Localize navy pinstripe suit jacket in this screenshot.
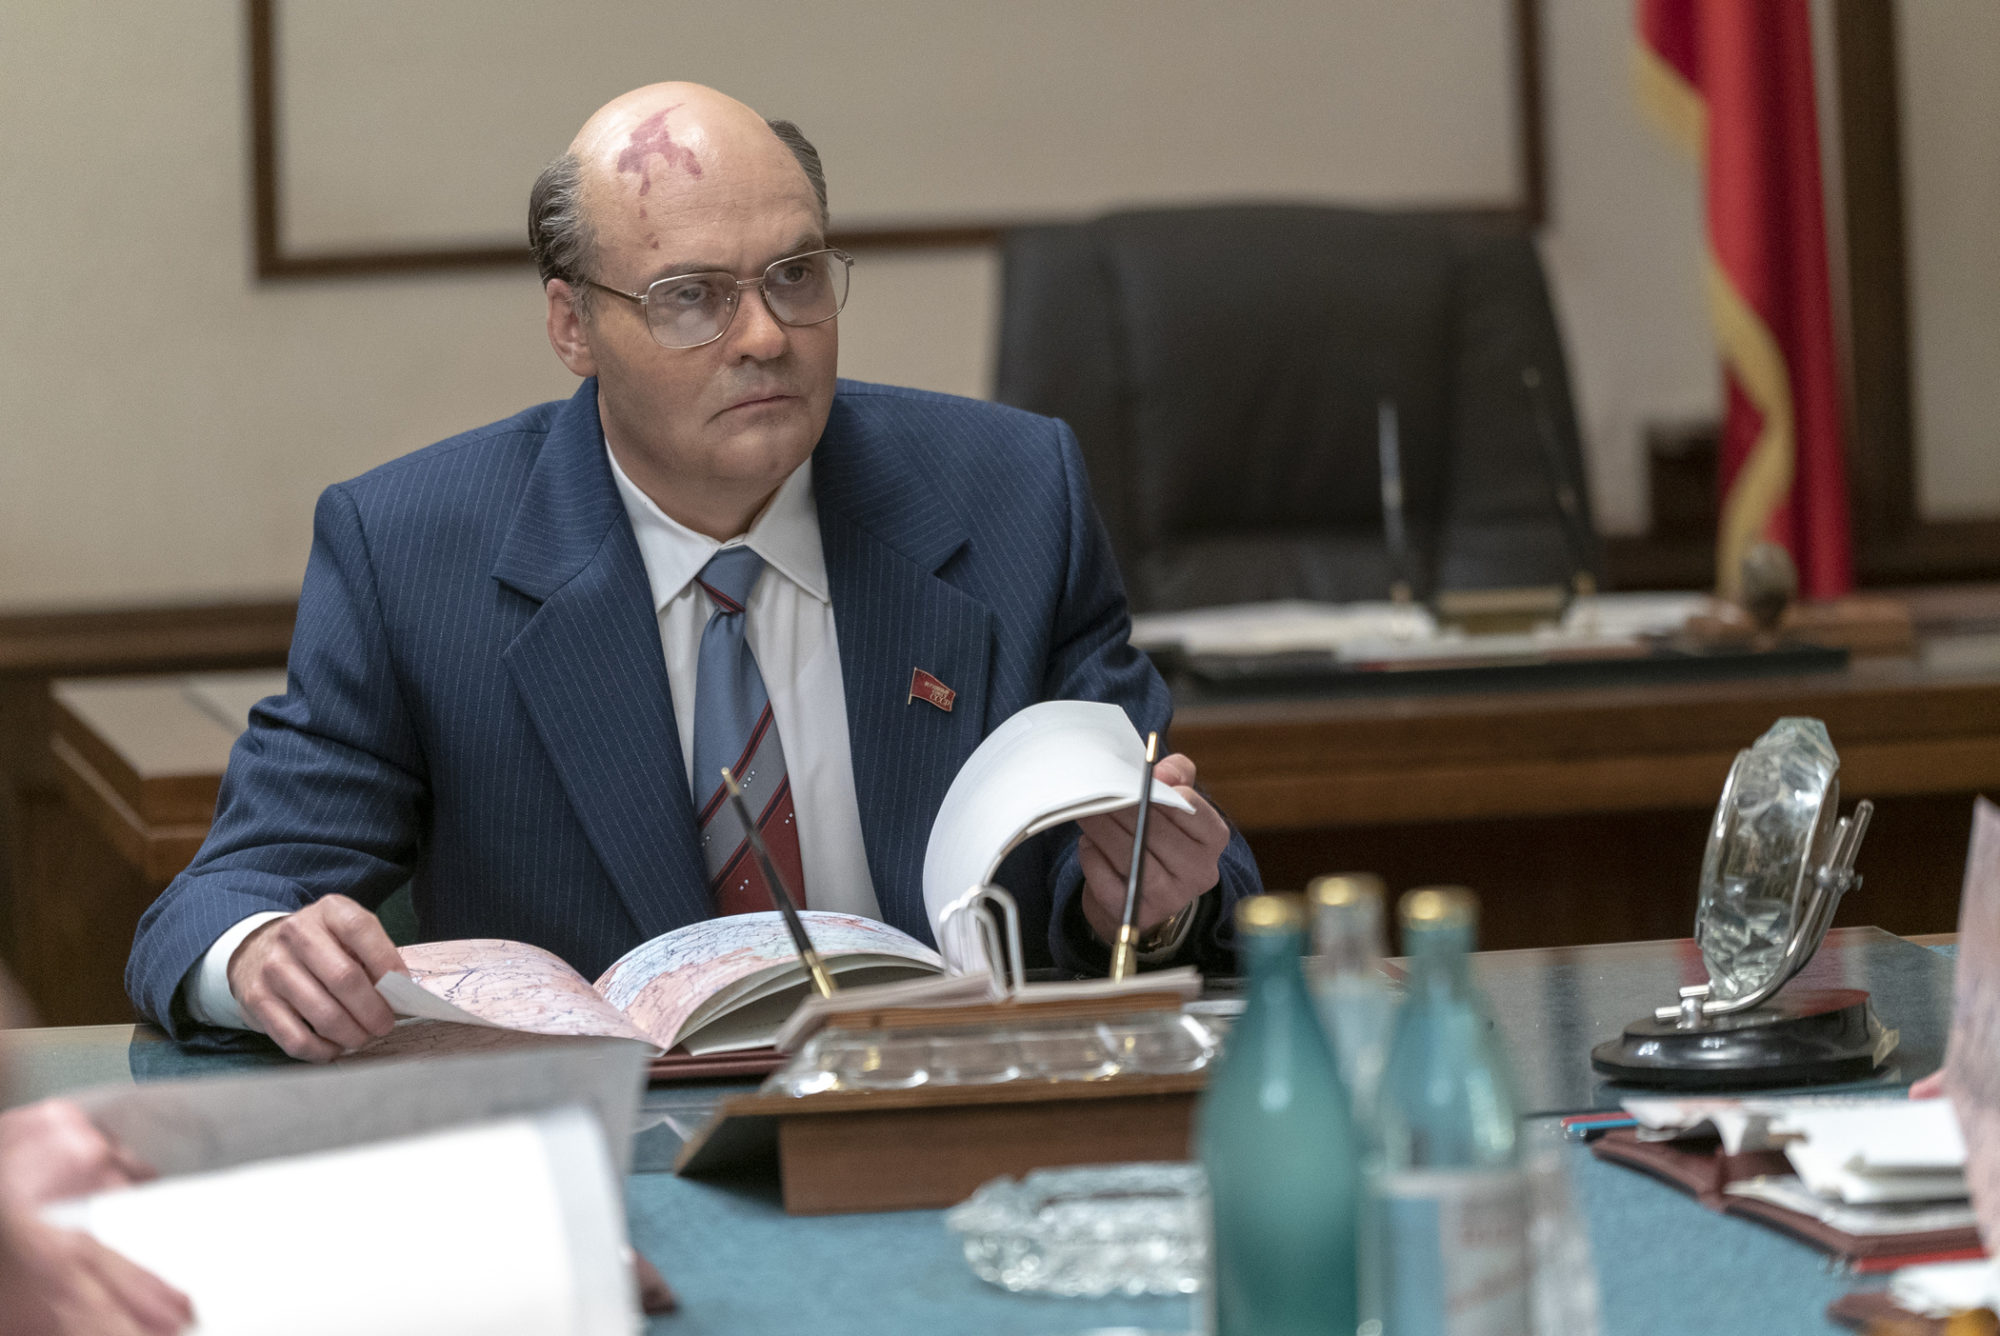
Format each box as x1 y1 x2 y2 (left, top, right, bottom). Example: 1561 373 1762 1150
127 378 1263 1042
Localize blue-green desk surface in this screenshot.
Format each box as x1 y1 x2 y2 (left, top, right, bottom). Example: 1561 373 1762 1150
0 932 1954 1335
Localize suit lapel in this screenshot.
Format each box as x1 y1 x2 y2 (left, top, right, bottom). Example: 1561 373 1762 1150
815 395 994 941
492 381 711 941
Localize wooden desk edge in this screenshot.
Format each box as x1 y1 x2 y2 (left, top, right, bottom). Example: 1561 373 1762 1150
49 734 209 883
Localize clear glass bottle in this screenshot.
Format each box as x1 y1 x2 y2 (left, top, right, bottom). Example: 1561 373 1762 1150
1374 887 1530 1336
1197 893 1362 1336
1307 873 1395 1334
1306 873 1395 1119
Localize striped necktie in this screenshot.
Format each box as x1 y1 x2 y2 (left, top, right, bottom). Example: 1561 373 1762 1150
690 547 805 915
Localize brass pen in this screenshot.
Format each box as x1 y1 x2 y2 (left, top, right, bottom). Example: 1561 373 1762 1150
720 766 835 998
1109 732 1160 982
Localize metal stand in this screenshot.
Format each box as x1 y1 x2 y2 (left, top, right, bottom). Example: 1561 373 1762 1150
1591 800 1892 1089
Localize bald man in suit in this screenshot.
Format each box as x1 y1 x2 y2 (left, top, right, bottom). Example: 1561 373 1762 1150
128 83 1263 1060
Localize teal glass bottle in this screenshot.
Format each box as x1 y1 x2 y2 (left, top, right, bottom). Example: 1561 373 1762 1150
1197 894 1361 1336
1374 887 1531 1336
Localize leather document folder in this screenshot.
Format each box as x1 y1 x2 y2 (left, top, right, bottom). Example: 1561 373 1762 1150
1591 1128 1984 1267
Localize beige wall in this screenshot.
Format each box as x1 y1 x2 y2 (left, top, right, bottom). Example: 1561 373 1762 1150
280 0 1520 246
5 2 1988 612
1899 0 2000 520
1537 0 1716 535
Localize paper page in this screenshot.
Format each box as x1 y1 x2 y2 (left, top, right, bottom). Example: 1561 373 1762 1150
1127 594 1711 656
343 1020 626 1065
1560 591 1719 638
1621 1093 1929 1155
1783 1142 1966 1205
1129 599 1436 655
381 940 653 1045
1332 629 1644 665
675 951 944 1042
1006 966 1203 1006
921 700 1194 951
592 911 943 1050
1724 1175 1977 1236
74 1040 650 1176
44 1109 634 1336
1890 1258 2000 1319
1944 795 2000 1247
680 963 949 1056
1777 1098 1967 1174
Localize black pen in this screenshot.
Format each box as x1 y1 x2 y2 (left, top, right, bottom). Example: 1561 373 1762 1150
1109 732 1160 982
720 767 835 998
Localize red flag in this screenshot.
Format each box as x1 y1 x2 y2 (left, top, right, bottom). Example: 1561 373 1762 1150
1637 0 1853 598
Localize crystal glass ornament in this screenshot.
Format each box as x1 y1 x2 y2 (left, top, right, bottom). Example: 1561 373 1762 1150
1591 714 1882 1087
1695 717 1842 999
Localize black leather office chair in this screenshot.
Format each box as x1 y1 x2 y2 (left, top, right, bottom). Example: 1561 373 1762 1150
993 205 1603 613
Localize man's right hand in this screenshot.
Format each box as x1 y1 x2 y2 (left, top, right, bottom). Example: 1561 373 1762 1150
226 895 404 1062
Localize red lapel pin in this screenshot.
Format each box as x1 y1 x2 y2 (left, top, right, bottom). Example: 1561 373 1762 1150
908 668 956 712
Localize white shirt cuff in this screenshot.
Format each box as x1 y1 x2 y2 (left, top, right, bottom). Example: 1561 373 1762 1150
183 912 289 1032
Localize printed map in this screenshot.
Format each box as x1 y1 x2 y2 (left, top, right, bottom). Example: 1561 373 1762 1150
594 912 940 1050
397 939 651 1044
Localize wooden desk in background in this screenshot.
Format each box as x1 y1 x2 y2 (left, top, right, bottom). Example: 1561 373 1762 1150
25 622 2000 1025
0 602 292 1029
19 673 278 1026
1176 629 2000 950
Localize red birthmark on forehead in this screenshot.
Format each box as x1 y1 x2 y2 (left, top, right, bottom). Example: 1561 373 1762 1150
615 104 704 197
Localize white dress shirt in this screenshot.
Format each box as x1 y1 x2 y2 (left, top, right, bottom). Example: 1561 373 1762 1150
186 445 879 1032
605 446 880 921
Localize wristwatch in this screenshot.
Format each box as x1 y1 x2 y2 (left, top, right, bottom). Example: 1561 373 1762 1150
1133 896 1200 964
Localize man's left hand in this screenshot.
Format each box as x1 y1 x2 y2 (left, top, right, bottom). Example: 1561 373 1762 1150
0 1101 155 1208
1075 753 1230 948
0 1099 192 1336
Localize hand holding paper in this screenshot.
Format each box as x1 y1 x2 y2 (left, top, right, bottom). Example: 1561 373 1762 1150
1076 751 1230 947
0 1100 190 1336
228 894 404 1062
920 701 1200 965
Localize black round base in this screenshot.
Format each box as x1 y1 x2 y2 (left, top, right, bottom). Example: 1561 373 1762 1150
1590 988 1899 1089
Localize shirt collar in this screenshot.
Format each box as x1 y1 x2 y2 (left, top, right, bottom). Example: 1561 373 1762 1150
606 442 830 611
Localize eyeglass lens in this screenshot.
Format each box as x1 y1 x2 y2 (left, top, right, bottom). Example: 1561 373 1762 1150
644 250 850 349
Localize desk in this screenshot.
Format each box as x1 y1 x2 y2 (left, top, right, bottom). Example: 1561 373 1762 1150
1 929 1955 1335
27 624 2000 1023
1175 630 2000 950
0 605 291 1027
7 674 280 1024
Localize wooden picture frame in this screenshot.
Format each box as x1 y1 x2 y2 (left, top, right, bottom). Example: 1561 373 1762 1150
243 0 1547 279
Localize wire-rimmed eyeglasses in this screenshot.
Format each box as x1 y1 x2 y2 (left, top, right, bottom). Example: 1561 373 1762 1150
586 247 853 350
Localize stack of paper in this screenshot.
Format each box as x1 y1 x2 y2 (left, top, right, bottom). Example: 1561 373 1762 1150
43 1044 650 1336
1622 1093 1977 1238
1889 1258 2000 1318
1126 593 1718 660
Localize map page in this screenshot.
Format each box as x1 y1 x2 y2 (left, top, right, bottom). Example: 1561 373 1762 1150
384 940 652 1045
593 911 943 1052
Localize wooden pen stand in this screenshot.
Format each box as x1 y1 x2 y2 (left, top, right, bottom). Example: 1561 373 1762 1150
674 990 1204 1215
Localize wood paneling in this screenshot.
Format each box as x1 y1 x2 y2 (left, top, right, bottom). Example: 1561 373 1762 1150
1835 0 1918 552
1246 792 1978 955
1173 635 2000 953
1175 660 2000 831
0 601 293 1024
